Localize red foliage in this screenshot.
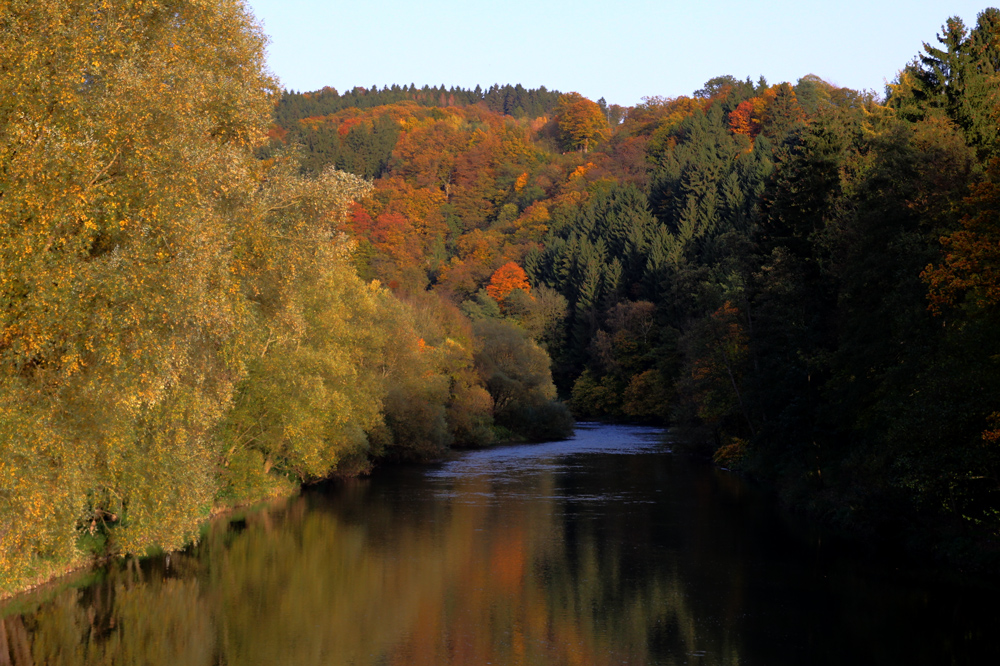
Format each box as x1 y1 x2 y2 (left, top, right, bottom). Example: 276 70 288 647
729 98 765 138
338 117 364 138
266 125 288 143
348 202 374 236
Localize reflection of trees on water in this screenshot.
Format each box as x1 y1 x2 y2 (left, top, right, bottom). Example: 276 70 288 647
1 453 747 666
8 443 994 665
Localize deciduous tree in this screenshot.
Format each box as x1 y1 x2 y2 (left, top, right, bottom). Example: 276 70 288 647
556 93 609 153
486 261 532 304
0 0 278 587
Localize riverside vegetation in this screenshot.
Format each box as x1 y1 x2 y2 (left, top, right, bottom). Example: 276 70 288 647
2 0 1000 597
0 0 571 597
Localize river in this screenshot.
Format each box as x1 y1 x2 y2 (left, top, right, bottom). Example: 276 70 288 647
1 423 997 665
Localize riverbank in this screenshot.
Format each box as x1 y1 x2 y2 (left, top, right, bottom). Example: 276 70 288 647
1 424 574 606
0 487 294 607
668 423 1000 577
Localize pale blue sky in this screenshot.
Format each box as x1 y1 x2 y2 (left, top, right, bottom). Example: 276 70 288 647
245 1 994 106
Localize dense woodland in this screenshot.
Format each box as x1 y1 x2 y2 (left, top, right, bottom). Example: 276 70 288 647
2 0 1000 596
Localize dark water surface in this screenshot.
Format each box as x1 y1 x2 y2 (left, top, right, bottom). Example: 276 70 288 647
2 424 998 665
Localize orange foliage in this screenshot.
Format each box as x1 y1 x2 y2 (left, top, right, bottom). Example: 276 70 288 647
377 177 448 233
458 229 503 266
293 100 604 298
486 262 531 303
435 230 506 297
371 211 410 246
514 172 529 192
337 116 365 137
372 212 422 269
298 103 416 135
392 117 465 189
570 162 595 180
354 177 449 272
923 171 1000 314
512 202 551 243
729 97 766 138
983 413 1000 444
528 115 548 135
266 125 288 143
922 165 1000 446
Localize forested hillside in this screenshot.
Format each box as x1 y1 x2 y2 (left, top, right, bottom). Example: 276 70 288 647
2 0 999 598
266 10 1000 564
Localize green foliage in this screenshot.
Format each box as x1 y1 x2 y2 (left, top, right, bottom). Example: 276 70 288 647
892 8 1000 159
502 400 575 442
473 319 572 440
289 114 401 178
275 83 564 126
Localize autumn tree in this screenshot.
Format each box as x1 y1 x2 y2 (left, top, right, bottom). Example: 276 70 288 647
0 0 278 588
922 160 1000 448
486 261 532 305
729 97 766 137
924 164 1000 314
556 93 609 153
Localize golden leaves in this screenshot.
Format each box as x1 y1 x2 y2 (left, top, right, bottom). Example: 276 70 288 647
555 93 610 154
0 0 278 589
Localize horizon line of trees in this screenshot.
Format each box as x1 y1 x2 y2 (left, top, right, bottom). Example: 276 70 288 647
275 83 566 125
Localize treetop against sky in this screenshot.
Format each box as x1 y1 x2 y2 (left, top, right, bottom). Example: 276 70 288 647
246 0 992 104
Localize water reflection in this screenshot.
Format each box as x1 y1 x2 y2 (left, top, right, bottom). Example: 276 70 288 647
2 424 998 665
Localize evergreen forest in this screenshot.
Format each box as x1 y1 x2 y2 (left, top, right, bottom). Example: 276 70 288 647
2 0 1000 596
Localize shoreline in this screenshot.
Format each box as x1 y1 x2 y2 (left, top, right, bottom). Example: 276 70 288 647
0 488 298 610
0 430 573 607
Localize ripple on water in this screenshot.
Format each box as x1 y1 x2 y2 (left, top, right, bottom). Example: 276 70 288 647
427 422 668 481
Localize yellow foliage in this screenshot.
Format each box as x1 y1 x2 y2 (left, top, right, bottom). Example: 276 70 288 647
556 93 609 153
0 0 518 597
713 437 749 468
0 0 274 589
514 172 529 192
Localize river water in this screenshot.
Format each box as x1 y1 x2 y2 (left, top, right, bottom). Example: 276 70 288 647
2 424 997 665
